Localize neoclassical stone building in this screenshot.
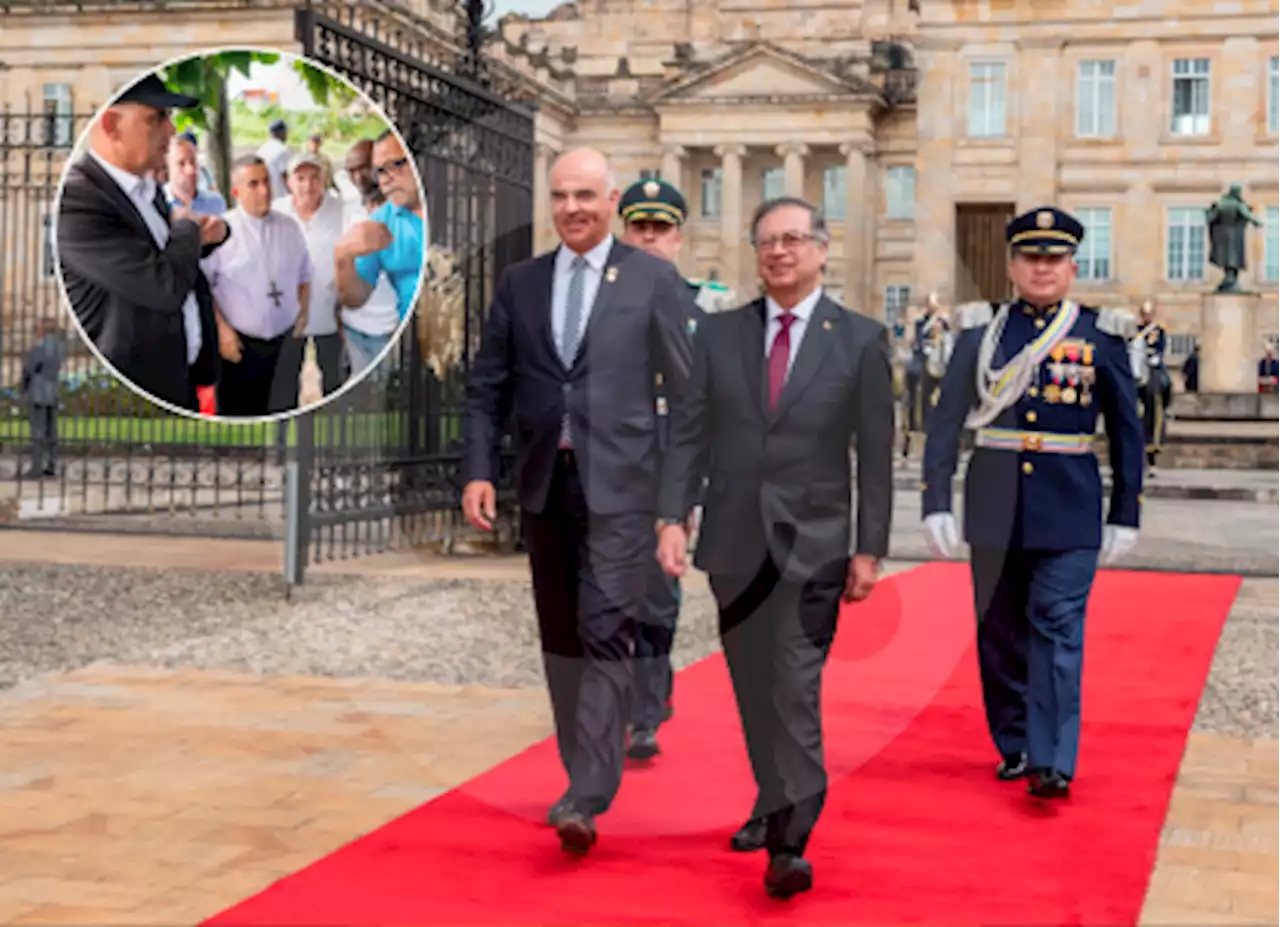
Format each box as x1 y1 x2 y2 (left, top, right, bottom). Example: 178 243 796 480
493 0 1279 353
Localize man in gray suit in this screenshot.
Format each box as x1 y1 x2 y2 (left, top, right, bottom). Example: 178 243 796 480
462 148 695 856
21 319 67 477
656 197 895 899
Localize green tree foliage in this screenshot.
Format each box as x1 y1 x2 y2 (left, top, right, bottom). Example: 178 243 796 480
157 52 362 200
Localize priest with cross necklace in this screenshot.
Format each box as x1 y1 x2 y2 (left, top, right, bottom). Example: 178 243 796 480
200 154 314 417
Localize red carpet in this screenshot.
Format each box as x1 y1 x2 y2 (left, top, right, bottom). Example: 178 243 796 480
205 564 1239 927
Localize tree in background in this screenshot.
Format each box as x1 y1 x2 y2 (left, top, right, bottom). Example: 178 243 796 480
158 50 362 200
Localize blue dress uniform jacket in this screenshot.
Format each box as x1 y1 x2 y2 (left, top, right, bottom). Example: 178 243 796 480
922 300 1144 551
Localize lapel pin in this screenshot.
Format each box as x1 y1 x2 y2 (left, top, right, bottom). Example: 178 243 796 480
605 266 618 283
822 319 833 331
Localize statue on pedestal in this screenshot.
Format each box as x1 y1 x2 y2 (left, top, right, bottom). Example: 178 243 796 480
1206 183 1263 293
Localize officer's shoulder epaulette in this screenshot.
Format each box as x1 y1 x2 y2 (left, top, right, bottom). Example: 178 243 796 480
956 301 995 329
1094 306 1137 340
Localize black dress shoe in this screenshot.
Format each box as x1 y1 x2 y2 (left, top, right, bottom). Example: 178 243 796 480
995 752 1028 780
764 853 813 899
626 727 660 760
730 817 767 852
1027 768 1071 799
556 811 597 855
547 792 572 826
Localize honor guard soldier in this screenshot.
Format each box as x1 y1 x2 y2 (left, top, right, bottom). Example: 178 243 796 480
616 177 710 759
1134 300 1172 476
902 292 953 460
920 206 1145 799
1258 345 1278 393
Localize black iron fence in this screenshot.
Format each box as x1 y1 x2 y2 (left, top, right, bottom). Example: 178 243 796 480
0 107 287 532
285 4 533 580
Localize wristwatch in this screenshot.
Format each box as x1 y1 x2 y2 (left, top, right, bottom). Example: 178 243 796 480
655 517 683 533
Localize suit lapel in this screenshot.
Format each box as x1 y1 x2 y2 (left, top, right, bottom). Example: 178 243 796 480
77 156 156 244
570 239 626 372
740 299 768 422
770 295 840 427
531 250 559 365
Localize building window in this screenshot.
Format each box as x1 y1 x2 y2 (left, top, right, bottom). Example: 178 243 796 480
1167 333 1197 357
1269 57 1278 135
968 61 1007 138
1264 206 1279 283
42 82 74 148
885 284 911 326
762 168 785 201
1075 207 1112 281
1166 207 1207 282
40 206 56 281
638 169 660 181
883 165 915 220
1076 60 1117 138
1170 58 1211 136
822 166 847 220
700 168 722 219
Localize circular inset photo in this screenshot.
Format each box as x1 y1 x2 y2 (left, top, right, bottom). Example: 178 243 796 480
51 47 428 422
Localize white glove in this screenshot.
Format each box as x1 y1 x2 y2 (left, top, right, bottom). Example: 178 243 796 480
1100 525 1138 566
923 512 961 559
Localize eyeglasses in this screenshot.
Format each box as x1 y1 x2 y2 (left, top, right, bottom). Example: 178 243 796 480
753 232 819 251
374 157 410 178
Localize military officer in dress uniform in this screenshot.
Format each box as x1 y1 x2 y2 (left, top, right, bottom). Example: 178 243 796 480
1134 300 1172 476
920 206 1145 799
615 177 709 759
901 294 952 460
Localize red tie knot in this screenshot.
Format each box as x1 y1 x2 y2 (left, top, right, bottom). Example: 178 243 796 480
777 311 797 332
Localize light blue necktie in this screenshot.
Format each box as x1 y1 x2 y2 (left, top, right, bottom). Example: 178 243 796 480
559 255 587 447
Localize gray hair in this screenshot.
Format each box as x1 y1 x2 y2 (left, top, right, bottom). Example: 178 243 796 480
749 196 830 246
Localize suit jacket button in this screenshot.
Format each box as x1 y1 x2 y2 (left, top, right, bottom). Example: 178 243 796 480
562 383 571 394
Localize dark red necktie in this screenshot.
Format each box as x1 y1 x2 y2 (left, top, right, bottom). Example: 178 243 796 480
768 312 796 409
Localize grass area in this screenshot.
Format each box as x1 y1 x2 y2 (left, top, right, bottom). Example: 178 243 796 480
229 101 387 166
0 413 427 449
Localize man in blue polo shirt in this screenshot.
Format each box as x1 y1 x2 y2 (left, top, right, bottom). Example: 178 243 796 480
335 128 425 332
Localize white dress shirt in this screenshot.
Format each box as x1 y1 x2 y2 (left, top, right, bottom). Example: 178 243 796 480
88 149 202 365
256 138 293 201
201 208 314 341
551 234 613 355
273 192 347 337
765 284 824 377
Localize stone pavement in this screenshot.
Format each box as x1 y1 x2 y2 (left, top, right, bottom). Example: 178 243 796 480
0 539 1274 925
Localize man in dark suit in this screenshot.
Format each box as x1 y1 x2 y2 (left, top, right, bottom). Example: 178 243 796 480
656 197 895 899
56 74 227 412
462 148 696 855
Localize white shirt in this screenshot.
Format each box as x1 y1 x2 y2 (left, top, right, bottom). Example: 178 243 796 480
256 138 293 201
88 149 202 365
552 234 613 354
338 196 402 337
201 208 314 341
765 284 823 377
274 192 347 336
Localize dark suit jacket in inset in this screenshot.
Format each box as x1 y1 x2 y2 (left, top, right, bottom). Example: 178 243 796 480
659 293 895 580
464 240 696 517
56 155 223 411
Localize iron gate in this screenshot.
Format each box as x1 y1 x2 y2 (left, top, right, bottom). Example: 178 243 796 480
0 106 287 534
286 4 534 582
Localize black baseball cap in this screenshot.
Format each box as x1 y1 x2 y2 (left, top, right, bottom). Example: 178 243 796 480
114 73 200 110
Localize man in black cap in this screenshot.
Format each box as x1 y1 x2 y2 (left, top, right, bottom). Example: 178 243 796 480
921 205 1144 799
614 177 708 761
56 72 229 411
258 117 292 201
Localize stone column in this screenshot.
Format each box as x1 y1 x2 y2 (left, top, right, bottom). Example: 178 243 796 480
914 39 960 301
1015 39 1063 211
839 140 871 314
776 142 808 197
1200 292 1261 393
660 144 685 192
714 144 746 291
533 143 556 253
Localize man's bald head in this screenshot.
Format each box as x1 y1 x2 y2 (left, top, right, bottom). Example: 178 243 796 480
549 147 619 254
90 102 175 177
